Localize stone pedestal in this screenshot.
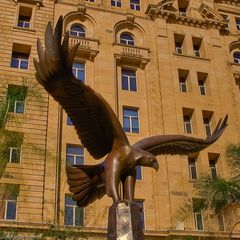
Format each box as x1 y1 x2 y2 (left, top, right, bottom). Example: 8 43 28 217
107 202 144 240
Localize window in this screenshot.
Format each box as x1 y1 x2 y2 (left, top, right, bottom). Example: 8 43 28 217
66 145 84 165
236 18 240 30
67 116 73 126
72 62 85 82
179 77 187 92
202 111 213 136
217 214 225 231
8 132 23 164
188 158 197 180
174 34 184 54
120 33 134 45
9 147 21 163
192 37 202 57
130 0 140 11
208 153 219 180
197 72 208 96
136 166 142 180
111 0 121 7
7 85 27 114
0 184 19 220
193 198 204 231
123 108 139 133
179 8 187 16
17 6 32 29
121 69 137 91
233 52 240 64
203 117 211 136
183 108 193 134
64 195 84 226
70 25 86 38
10 43 30 70
135 200 145 229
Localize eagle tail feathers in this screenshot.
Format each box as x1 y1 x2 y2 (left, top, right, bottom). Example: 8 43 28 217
66 164 105 207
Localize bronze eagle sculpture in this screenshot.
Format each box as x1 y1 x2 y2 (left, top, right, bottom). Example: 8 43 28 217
34 16 228 207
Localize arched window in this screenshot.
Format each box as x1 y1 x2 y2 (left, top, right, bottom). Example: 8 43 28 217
233 52 240 64
70 24 86 37
120 33 134 46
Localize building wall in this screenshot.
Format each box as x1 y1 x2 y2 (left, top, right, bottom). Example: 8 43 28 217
0 0 240 238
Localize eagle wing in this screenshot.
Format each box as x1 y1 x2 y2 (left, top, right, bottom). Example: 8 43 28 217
133 115 228 156
34 16 128 159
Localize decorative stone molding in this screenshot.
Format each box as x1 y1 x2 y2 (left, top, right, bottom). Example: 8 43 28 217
69 35 99 61
77 3 87 15
13 0 43 8
214 0 240 7
145 3 228 30
126 13 135 23
114 43 150 69
199 3 223 21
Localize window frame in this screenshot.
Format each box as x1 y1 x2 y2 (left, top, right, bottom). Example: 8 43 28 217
64 195 84 226
209 159 218 179
179 76 188 93
120 33 135 46
4 199 17 220
188 158 197 180
130 0 140 11
203 117 212 136
183 115 192 134
72 62 85 82
66 145 84 166
11 52 29 70
9 146 22 164
111 0 121 7
233 52 240 64
121 68 137 92
123 107 139 133
194 211 204 231
70 24 86 38
198 79 206 96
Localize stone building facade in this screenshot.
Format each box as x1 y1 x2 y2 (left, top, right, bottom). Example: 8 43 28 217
0 0 240 239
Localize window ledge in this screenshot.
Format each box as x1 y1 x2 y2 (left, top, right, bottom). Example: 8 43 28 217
12 26 36 33
114 43 150 69
173 53 210 62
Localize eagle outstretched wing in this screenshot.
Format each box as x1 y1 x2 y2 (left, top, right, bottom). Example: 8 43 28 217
34 16 128 159
133 115 228 156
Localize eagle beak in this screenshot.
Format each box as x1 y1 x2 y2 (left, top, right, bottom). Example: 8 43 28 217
153 160 159 172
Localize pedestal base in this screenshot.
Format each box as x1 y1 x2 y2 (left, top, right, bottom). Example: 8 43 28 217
107 202 144 240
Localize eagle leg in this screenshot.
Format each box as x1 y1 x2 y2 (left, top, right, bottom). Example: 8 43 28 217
122 174 136 201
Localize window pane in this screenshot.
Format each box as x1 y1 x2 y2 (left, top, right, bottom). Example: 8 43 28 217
66 155 74 165
15 101 24 113
65 196 76 205
132 118 139 133
130 77 137 91
67 146 83 155
136 166 142 180
20 60 28 69
122 76 129 90
64 206 73 225
76 156 84 165
135 201 144 229
10 59 19 68
67 116 73 125
123 116 130 132
190 165 197 179
6 201 16 220
195 213 204 230
10 148 21 163
75 207 84 226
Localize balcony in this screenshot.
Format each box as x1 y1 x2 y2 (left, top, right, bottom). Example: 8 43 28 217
68 36 99 61
114 43 150 69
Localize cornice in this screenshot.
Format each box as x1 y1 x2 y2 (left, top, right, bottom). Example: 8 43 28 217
145 3 229 30
214 0 240 7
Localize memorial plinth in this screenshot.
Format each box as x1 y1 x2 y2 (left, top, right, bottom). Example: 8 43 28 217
108 202 144 240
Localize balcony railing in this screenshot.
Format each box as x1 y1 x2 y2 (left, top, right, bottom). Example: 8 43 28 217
68 36 99 61
114 43 150 69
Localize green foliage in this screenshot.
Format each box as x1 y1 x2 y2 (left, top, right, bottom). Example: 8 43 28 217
226 144 240 179
195 173 240 213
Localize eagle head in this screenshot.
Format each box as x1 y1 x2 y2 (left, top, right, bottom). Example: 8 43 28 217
129 148 159 171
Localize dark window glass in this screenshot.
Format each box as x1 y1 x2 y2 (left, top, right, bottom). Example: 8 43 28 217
6 201 17 220
70 25 85 37
10 52 29 69
209 160 217 179
66 146 84 165
67 116 73 125
120 33 134 45
188 158 197 180
203 117 211 136
136 166 142 180
72 62 85 82
123 108 139 133
135 201 145 229
17 15 30 28
121 69 137 91
233 52 240 64
198 80 206 95
184 115 192 134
